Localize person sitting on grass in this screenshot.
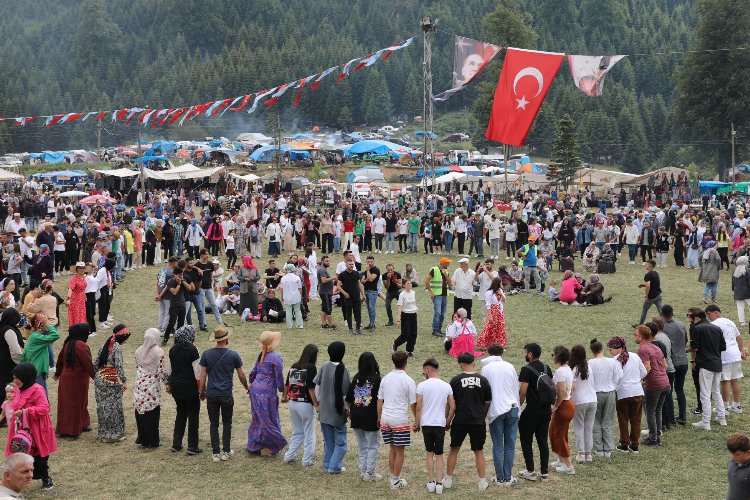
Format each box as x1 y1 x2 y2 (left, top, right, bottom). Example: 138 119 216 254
507 263 524 293
261 289 285 323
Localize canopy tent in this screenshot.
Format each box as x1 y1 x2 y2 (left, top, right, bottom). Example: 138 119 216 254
143 164 224 181
229 172 260 182
346 166 385 183
573 168 638 188
0 169 23 181
250 145 292 162
289 151 311 160
143 140 178 158
434 172 470 184
30 170 89 184
698 181 731 194
344 140 416 158
621 166 688 186
91 168 140 178
716 182 749 195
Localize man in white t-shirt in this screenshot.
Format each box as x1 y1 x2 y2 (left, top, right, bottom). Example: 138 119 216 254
377 351 417 490
707 305 746 413
414 358 455 495
451 258 476 319
481 344 520 486
474 259 498 318
372 212 386 253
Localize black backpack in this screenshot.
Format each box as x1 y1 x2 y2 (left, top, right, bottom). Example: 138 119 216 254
526 362 557 406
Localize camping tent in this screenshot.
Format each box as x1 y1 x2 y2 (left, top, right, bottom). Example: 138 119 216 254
344 140 415 158
236 132 273 144
29 151 67 164
435 172 470 184
573 168 638 188
346 166 385 183
143 140 178 157
250 145 292 162
229 173 260 182
143 164 224 181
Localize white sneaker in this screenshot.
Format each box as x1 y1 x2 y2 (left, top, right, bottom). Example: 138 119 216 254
478 478 489 491
730 404 744 414
99 323 111 330
435 483 443 494
576 452 586 463
212 453 221 462
518 469 538 482
220 450 234 461
586 452 593 462
390 477 407 490
717 419 728 426
427 481 436 493
504 477 518 487
692 421 711 430
367 472 382 481
490 477 504 486
555 465 575 475
442 475 453 489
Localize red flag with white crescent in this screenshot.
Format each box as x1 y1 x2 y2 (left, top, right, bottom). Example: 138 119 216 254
485 47 564 147
168 108 188 126
381 38 414 60
265 83 293 108
58 113 84 125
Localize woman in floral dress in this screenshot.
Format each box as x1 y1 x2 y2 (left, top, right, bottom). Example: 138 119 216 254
94 324 130 443
235 214 248 258
246 331 287 456
65 262 88 326
477 277 508 348
133 328 167 449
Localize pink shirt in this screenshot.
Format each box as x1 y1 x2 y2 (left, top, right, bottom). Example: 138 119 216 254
559 278 581 304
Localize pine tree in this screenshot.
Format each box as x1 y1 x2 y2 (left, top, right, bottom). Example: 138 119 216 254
550 115 582 190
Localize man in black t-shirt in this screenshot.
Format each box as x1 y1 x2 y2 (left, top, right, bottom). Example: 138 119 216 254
196 249 223 327
637 260 663 326
265 259 281 289
444 353 492 491
517 342 553 481
183 257 206 331
164 267 194 344
382 264 402 326
337 258 364 335
361 256 380 330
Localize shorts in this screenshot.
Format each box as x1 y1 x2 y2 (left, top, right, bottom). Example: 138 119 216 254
380 423 411 447
721 361 744 381
320 294 332 315
449 423 486 451
421 426 446 455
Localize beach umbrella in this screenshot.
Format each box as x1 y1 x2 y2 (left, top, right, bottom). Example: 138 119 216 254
79 194 115 205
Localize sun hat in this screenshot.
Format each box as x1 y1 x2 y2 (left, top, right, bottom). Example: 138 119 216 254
259 330 281 354
208 324 233 342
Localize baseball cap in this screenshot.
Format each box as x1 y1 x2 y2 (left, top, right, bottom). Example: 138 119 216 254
439 257 452 266
458 257 469 264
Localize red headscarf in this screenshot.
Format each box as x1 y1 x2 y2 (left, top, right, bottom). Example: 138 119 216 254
241 255 257 271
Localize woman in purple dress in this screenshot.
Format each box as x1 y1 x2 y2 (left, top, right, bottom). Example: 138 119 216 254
246 330 287 456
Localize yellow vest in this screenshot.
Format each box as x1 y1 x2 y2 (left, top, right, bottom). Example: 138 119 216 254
429 266 444 295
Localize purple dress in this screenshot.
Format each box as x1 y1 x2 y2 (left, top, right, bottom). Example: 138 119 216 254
246 351 287 454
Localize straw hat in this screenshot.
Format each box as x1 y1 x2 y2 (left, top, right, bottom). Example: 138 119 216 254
208 324 233 342
259 331 281 352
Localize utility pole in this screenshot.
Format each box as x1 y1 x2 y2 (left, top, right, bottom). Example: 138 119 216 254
731 122 736 191
96 111 102 154
275 113 283 183
422 17 436 191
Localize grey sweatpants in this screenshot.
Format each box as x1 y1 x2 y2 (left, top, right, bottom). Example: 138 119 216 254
593 391 617 453
573 401 597 454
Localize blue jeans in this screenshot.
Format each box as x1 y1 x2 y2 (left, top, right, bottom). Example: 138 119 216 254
321 423 348 473
444 232 453 253
174 238 183 257
333 236 341 253
703 282 718 301
385 232 395 252
489 407 518 481
628 244 638 262
186 293 206 329
431 295 447 333
474 237 484 257
200 287 223 324
409 233 418 252
365 290 378 326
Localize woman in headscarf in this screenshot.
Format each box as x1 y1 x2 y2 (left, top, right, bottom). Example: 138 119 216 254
581 241 600 272
559 270 582 305
20 313 60 394
65 262 88 326
25 280 58 327
205 217 224 257
95 323 130 443
5 363 57 490
597 243 616 274
167 325 202 455
313 341 350 474
144 223 157 266
25 244 53 291
0 308 24 391
133 328 167 449
0 278 17 309
239 256 259 317
580 274 611 306
733 256 750 326
234 214 248 258
246 331 286 456
53 323 94 438
698 240 721 304
608 336 647 453
185 218 205 259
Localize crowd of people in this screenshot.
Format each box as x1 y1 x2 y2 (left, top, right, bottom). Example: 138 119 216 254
0 180 747 498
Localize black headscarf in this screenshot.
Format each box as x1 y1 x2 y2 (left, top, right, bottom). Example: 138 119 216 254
327 341 346 416
12 363 36 391
64 322 91 367
104 258 116 271
0 308 22 338
96 323 130 369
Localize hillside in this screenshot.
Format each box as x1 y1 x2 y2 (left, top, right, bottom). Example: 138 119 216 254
0 0 697 172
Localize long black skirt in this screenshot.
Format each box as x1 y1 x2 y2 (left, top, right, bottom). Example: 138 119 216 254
135 406 161 448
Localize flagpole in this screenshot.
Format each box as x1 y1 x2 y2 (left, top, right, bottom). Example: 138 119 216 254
421 17 436 191
503 144 509 202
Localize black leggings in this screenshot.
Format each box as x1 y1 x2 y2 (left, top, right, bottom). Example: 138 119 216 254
54 250 66 273
398 234 407 252
226 249 237 269
393 312 417 353
97 286 110 322
32 455 49 480
506 241 517 258
718 247 730 269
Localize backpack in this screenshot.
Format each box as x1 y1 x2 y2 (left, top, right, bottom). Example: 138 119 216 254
525 362 557 406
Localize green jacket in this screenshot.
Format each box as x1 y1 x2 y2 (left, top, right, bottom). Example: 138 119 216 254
20 326 60 377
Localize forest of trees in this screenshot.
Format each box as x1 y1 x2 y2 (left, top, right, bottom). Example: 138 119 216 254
0 0 746 175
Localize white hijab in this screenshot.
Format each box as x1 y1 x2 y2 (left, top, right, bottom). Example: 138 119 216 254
734 256 748 279
135 328 164 375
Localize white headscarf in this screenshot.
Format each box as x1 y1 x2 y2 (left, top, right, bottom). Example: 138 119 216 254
734 256 748 279
135 328 164 375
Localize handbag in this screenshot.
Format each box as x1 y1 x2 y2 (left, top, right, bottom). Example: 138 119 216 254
9 409 33 454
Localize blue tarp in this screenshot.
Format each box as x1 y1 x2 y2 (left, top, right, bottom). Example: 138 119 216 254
30 169 88 184
143 140 177 158
344 140 413 158
414 131 438 140
292 133 313 139
134 155 170 164
416 168 451 178
698 181 731 194
289 151 311 160
347 166 386 183
250 145 292 162
29 152 66 164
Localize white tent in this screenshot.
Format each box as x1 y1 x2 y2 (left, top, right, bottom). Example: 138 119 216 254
91 168 139 178
0 169 24 181
236 132 273 143
229 172 260 182
434 172 470 184
143 164 224 181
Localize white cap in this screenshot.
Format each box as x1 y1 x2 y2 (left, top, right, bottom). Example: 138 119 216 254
458 257 469 264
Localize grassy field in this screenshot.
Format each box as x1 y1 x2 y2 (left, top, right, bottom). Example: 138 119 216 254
24 250 748 499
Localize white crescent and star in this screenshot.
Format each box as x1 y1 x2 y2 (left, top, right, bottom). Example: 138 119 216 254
512 66 544 110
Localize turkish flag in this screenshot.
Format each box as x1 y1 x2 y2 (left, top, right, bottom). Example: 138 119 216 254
485 48 564 147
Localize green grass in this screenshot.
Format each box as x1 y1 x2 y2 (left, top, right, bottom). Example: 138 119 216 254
32 252 747 499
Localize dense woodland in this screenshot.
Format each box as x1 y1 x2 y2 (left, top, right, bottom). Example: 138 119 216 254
0 0 747 175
